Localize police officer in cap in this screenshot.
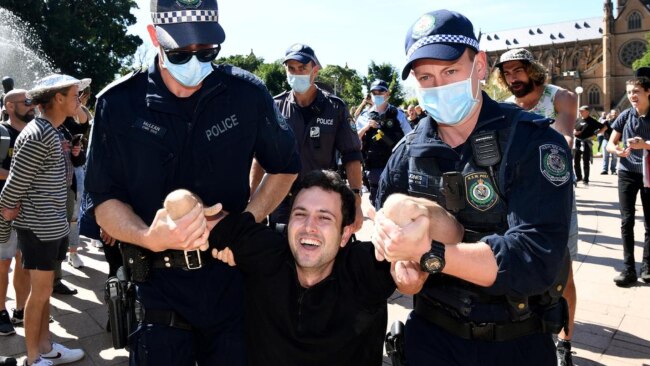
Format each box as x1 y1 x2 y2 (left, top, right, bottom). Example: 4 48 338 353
84 0 300 364
252 43 364 231
356 79 411 203
372 9 573 365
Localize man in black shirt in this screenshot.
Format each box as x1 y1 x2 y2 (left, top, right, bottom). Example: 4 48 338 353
574 105 606 185
210 170 462 366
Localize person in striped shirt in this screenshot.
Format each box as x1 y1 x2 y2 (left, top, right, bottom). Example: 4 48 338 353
0 74 87 366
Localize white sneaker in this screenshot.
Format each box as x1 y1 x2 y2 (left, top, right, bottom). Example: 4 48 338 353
25 357 54 366
67 252 84 269
90 239 103 248
40 342 84 365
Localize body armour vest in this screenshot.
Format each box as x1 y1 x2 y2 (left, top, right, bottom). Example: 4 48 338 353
362 106 405 169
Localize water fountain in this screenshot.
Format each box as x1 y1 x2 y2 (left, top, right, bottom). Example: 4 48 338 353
0 7 54 90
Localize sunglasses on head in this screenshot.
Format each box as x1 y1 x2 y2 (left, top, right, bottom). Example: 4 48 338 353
163 45 221 65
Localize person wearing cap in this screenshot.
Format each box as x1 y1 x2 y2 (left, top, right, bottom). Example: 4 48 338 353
573 105 605 186
251 43 363 231
372 9 573 365
356 79 411 204
0 89 34 338
493 47 582 365
84 0 300 364
0 74 87 366
606 67 650 287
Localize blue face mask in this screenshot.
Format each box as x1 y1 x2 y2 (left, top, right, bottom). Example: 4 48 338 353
416 59 479 126
287 71 312 94
162 52 213 87
371 94 385 107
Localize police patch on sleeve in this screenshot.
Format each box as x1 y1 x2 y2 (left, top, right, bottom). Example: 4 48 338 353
539 144 570 186
464 172 498 211
273 103 288 130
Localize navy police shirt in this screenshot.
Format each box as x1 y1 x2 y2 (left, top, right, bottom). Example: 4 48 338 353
274 87 361 176
376 93 573 306
85 60 301 226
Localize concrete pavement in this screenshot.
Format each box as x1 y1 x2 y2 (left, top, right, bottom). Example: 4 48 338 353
1 156 649 365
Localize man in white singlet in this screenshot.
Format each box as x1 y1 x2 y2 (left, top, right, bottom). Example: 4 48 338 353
494 48 579 366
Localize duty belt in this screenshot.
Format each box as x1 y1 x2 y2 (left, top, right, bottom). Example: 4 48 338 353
415 297 543 342
151 249 211 270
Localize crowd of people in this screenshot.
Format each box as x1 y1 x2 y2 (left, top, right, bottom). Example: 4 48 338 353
0 1 649 366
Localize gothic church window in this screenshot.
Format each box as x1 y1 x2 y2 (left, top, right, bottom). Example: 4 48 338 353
619 40 647 68
628 11 642 30
587 85 601 106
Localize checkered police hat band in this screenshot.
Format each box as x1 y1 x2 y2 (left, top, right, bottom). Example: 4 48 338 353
152 10 218 24
406 34 479 58
289 51 317 63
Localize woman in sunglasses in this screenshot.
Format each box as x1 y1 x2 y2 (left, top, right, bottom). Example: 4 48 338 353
0 74 88 366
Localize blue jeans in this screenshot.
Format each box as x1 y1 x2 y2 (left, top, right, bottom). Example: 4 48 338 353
602 141 618 173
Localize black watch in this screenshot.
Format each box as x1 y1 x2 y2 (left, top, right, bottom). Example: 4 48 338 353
420 240 446 274
351 188 362 197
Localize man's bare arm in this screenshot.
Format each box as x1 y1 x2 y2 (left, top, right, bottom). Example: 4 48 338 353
249 158 265 196
245 173 297 222
95 198 209 252
344 160 364 232
552 89 578 147
0 168 8 180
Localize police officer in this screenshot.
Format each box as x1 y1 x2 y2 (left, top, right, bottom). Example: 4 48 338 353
372 10 573 365
251 44 364 231
356 79 411 203
84 0 300 364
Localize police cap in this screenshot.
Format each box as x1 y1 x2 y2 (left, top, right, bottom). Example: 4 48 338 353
150 0 225 50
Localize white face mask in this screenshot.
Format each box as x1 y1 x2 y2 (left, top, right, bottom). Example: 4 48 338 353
287 69 313 94
416 58 480 126
162 51 214 87
371 94 386 107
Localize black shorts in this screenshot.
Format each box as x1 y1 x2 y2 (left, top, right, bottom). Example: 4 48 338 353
16 228 68 271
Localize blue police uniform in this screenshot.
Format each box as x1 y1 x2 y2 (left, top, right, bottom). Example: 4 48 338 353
85 60 300 365
376 94 573 365
270 87 361 224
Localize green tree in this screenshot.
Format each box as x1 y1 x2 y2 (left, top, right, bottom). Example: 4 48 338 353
2 0 142 91
255 61 288 97
632 33 650 70
216 53 264 73
365 61 404 107
318 65 364 108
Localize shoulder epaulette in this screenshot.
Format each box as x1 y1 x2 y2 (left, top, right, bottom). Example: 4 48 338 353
96 69 145 99
216 64 268 91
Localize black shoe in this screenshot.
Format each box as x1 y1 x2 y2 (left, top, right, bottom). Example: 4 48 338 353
10 309 22 325
614 269 637 287
0 356 17 366
52 283 78 295
556 339 574 366
641 264 650 283
601 171 608 175
0 310 15 336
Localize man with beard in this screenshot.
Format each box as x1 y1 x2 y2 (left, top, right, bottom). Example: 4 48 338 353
494 48 579 366
0 89 34 337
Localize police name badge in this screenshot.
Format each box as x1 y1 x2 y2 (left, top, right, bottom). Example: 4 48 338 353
539 144 570 186
465 172 498 211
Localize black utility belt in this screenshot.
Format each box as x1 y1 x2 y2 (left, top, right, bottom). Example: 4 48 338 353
415 299 543 342
150 249 212 271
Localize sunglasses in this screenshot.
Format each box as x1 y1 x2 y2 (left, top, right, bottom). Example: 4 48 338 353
12 99 33 106
163 45 221 65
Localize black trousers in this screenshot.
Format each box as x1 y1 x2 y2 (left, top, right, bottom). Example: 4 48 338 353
574 142 592 182
617 170 650 270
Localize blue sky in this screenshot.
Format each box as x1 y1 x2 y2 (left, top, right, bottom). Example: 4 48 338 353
131 0 606 77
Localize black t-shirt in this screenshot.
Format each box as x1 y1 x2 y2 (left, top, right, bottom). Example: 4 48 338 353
575 116 603 140
212 212 395 366
0 121 22 190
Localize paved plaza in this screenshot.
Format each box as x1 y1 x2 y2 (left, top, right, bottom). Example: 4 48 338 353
1 157 649 365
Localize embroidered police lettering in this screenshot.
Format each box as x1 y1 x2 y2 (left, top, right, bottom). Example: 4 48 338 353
205 114 239 141
316 118 334 125
142 121 161 134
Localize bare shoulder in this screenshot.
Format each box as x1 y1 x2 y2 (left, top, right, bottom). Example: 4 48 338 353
553 88 577 111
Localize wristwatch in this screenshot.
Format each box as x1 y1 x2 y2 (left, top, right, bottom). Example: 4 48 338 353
420 240 446 274
351 188 362 197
